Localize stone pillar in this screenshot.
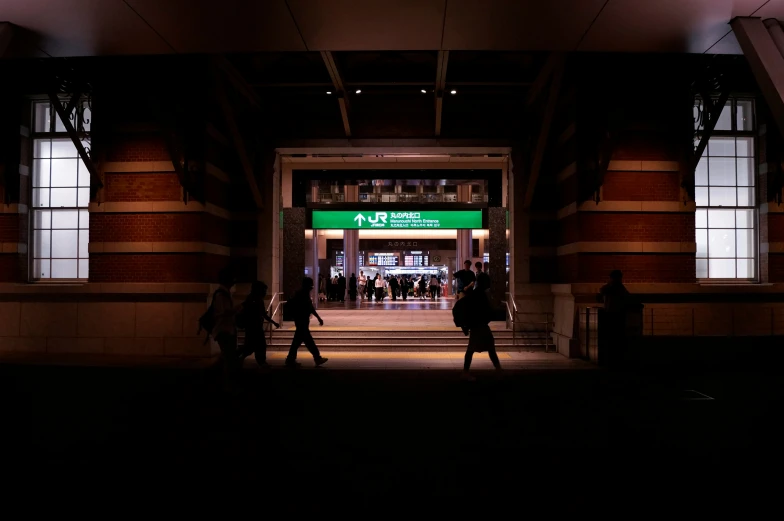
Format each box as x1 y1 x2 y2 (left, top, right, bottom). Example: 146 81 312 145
456 184 473 268
310 181 319 204
488 207 507 306
281 207 306 300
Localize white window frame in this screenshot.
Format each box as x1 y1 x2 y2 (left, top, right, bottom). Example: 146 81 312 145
29 98 91 282
694 97 758 282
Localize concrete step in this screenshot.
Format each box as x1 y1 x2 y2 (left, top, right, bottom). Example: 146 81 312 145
258 330 543 339
263 344 549 352
260 337 546 346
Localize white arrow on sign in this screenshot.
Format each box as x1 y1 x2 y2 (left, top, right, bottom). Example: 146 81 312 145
354 213 366 226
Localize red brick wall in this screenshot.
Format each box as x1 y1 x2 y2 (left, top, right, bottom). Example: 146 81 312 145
104 173 181 202
91 213 205 242
767 214 784 242
578 213 694 242
769 254 784 283
0 255 19 282
557 173 578 208
90 213 232 246
574 253 695 283
602 171 681 201
558 214 579 245
0 214 19 242
90 253 206 282
106 135 170 162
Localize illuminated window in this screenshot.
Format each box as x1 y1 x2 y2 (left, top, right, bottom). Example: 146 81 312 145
694 98 756 280
30 101 91 280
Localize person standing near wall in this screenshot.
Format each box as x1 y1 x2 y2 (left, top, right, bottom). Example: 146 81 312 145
453 260 476 300
349 273 357 301
429 274 439 301
597 270 632 368
389 274 399 301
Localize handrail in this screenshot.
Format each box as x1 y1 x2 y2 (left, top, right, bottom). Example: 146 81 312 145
267 300 285 343
266 292 282 316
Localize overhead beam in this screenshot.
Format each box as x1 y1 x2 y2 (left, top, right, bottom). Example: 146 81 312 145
523 55 564 209
321 51 351 137
212 66 264 209
526 53 559 108
213 55 262 111
435 50 449 136
731 17 784 139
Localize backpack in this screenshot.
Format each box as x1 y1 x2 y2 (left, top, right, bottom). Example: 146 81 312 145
452 295 467 328
197 288 227 344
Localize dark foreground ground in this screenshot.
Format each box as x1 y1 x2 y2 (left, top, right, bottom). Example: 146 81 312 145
2 353 782 513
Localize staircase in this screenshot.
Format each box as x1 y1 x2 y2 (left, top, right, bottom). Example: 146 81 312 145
240 328 551 352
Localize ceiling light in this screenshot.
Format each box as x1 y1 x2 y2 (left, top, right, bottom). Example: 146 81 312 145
421 89 427 94
355 89 362 94
326 91 332 95
450 89 457 95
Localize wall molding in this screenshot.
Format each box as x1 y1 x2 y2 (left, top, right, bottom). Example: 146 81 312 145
760 202 784 214
763 242 784 253
557 200 694 219
556 161 577 183
205 162 230 183
1 242 26 254
607 160 680 172
104 161 175 173
1 204 20 214
88 241 258 257
87 201 254 221
557 241 696 256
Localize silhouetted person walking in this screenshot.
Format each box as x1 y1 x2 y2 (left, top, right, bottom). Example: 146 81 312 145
238 281 280 368
374 274 384 302
212 267 244 390
429 274 439 300
597 269 631 368
454 277 501 381
349 273 357 301
400 275 408 300
338 272 346 302
285 277 329 368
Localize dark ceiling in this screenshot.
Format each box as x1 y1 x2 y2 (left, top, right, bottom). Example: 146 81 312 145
1 0 783 57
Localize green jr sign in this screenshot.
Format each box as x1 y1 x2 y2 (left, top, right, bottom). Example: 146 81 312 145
311 210 482 229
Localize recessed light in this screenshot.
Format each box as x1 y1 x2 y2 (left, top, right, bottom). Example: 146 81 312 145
421 89 427 94
355 89 362 94
326 91 332 95
450 89 457 95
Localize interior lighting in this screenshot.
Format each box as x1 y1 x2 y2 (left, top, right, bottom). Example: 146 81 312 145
326 91 332 95
421 89 427 94
355 89 362 94
450 89 457 95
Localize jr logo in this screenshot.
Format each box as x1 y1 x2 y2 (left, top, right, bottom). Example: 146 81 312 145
368 212 388 224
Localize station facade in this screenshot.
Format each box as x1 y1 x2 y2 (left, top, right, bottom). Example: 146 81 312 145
1 16 784 357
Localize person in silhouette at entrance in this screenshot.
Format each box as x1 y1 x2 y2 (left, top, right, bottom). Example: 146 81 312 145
358 270 367 301
238 281 280 368
475 261 491 294
337 272 346 302
349 273 357 301
456 276 501 381
400 275 409 300
374 273 385 302
429 273 439 300
418 274 428 300
453 259 476 300
389 274 399 301
285 277 329 368
318 273 326 302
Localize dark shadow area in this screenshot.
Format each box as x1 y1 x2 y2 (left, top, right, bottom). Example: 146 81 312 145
1 353 781 511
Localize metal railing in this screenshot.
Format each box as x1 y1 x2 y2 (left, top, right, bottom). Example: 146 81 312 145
506 296 554 352
266 292 285 343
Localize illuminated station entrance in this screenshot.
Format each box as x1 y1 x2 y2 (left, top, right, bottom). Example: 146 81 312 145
280 160 510 321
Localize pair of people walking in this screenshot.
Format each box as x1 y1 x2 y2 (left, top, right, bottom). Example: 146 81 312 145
208 270 328 391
